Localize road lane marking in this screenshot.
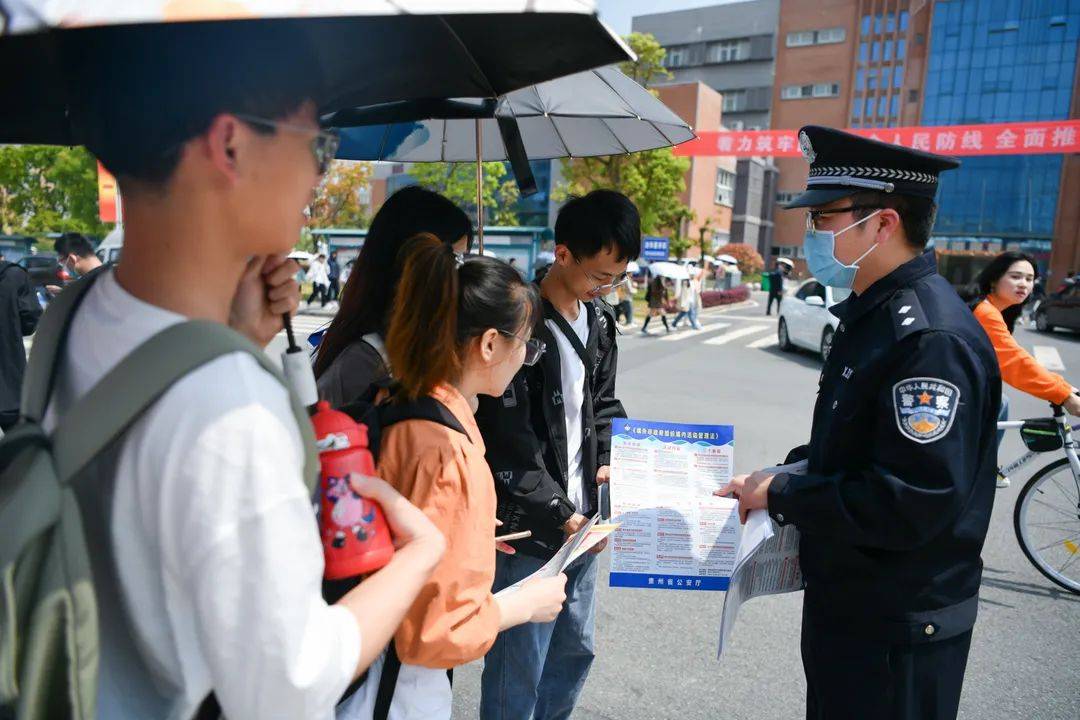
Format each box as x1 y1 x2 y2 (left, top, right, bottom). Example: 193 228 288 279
1033 345 1066 371
747 334 778 349
656 322 730 342
703 325 772 346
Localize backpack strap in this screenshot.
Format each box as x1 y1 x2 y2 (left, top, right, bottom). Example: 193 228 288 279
51 320 318 494
361 332 391 373
20 271 105 423
379 396 469 438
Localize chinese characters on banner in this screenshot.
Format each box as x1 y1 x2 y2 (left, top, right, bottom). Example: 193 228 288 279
674 120 1080 158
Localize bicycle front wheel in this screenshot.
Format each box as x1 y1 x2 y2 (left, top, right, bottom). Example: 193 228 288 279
1014 457 1080 594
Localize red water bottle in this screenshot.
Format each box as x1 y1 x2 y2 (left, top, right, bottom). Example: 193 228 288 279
311 401 394 579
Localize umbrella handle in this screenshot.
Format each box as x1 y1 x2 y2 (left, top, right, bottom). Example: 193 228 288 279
475 118 484 254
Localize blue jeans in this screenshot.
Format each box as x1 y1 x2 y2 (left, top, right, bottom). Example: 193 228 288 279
480 552 598 720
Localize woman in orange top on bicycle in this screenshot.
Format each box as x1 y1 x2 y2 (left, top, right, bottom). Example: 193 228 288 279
970 251 1080 486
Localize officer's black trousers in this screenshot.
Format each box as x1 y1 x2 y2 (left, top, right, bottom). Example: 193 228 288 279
766 293 782 315
801 607 972 720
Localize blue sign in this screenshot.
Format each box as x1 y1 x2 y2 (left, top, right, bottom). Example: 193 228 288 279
641 236 670 261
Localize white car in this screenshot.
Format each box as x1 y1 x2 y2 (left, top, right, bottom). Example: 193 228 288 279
777 279 851 361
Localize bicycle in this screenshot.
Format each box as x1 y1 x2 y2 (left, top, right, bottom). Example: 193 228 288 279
997 403 1080 594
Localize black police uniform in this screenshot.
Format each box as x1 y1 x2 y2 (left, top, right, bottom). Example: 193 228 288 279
769 127 1002 720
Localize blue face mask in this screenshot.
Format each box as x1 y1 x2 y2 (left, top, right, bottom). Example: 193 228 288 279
803 209 882 289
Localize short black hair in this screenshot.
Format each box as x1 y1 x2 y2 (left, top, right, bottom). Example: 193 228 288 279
848 191 937 250
555 189 641 261
70 22 325 190
55 233 95 259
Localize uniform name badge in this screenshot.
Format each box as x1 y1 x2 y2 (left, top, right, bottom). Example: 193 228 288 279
893 377 960 444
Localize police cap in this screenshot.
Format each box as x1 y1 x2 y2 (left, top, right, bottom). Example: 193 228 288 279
785 125 960 209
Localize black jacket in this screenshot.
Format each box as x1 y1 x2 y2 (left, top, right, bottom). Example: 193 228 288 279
475 298 625 559
768 251 1000 643
0 262 41 420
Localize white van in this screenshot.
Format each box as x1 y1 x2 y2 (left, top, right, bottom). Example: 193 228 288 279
96 226 123 265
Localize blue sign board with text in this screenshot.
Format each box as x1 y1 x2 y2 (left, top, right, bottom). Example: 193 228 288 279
641 236 670 261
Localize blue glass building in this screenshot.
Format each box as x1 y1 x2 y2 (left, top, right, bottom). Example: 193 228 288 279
921 0 1079 261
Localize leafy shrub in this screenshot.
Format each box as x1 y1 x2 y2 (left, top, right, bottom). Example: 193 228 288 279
715 243 765 276
701 285 750 308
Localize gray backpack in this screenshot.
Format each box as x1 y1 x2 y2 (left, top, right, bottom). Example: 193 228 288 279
0 272 317 718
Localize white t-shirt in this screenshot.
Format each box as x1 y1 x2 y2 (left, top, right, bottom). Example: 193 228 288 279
545 300 590 514
43 271 359 720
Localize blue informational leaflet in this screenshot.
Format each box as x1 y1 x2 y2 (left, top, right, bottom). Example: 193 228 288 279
608 418 738 591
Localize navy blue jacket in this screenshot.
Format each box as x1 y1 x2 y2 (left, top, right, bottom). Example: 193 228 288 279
768 251 1001 643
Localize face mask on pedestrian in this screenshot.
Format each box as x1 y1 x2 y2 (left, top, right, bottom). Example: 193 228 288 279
803 209 883 289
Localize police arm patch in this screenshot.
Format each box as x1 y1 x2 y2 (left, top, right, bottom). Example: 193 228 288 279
893 377 961 444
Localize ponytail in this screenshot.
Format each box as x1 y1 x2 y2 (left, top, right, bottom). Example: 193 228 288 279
387 234 542 402
386 234 462 401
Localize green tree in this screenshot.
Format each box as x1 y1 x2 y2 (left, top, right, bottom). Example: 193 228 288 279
408 162 521 227
307 160 374 229
554 32 691 237
0 145 112 237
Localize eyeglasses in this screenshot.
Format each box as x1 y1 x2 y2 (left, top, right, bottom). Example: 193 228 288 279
573 256 629 293
233 113 341 175
805 204 883 232
499 331 547 366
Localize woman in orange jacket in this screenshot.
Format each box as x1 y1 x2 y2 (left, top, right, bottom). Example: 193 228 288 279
971 251 1080 487
340 234 567 720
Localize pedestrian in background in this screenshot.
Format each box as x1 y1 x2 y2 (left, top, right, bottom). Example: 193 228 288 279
613 275 636 326
306 253 331 307
337 234 565 719
765 260 786 315
642 273 670 334
47 232 103 295
672 278 693 329
968 251 1080 486
327 250 341 302
314 186 473 408
0 257 41 432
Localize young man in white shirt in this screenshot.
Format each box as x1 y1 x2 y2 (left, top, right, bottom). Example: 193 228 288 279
476 190 641 720
47 33 444 720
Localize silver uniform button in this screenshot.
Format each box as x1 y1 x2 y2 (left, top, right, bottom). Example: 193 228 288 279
776 513 785 522
924 624 936 636
832 400 839 409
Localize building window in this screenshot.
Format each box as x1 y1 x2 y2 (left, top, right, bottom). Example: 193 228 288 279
865 96 875 116
818 27 846 44
781 83 840 100
884 39 893 61
776 191 800 205
707 39 747 63
666 46 690 67
859 42 869 62
856 68 865 90
899 10 909 32
715 169 736 207
890 94 899 117
893 65 904 88
897 38 906 60
908 88 919 103
867 72 878 90
871 41 881 61
874 14 883 34
786 31 814 47
886 12 896 33
722 89 747 112
878 94 888 116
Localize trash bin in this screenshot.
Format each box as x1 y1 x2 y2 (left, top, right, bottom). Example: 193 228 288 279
723 269 742 290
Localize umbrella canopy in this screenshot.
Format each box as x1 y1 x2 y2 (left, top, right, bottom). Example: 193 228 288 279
626 260 641 274
717 254 740 266
331 66 695 163
0 1 633 145
647 261 690 281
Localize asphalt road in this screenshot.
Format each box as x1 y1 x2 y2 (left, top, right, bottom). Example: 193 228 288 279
339 292 1078 720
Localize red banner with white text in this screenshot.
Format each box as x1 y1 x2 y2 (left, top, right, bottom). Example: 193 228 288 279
675 120 1080 157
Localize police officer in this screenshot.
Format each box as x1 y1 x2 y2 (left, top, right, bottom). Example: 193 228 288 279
720 126 1001 720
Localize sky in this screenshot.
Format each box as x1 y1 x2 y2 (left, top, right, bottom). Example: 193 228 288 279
596 0 744 36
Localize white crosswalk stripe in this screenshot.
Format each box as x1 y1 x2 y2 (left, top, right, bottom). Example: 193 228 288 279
1033 345 1065 371
656 322 730 342
703 325 772 346
747 334 778 349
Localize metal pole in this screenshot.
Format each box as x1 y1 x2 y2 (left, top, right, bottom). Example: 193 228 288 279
475 119 485 254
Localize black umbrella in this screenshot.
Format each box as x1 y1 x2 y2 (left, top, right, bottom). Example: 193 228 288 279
0 1 633 145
